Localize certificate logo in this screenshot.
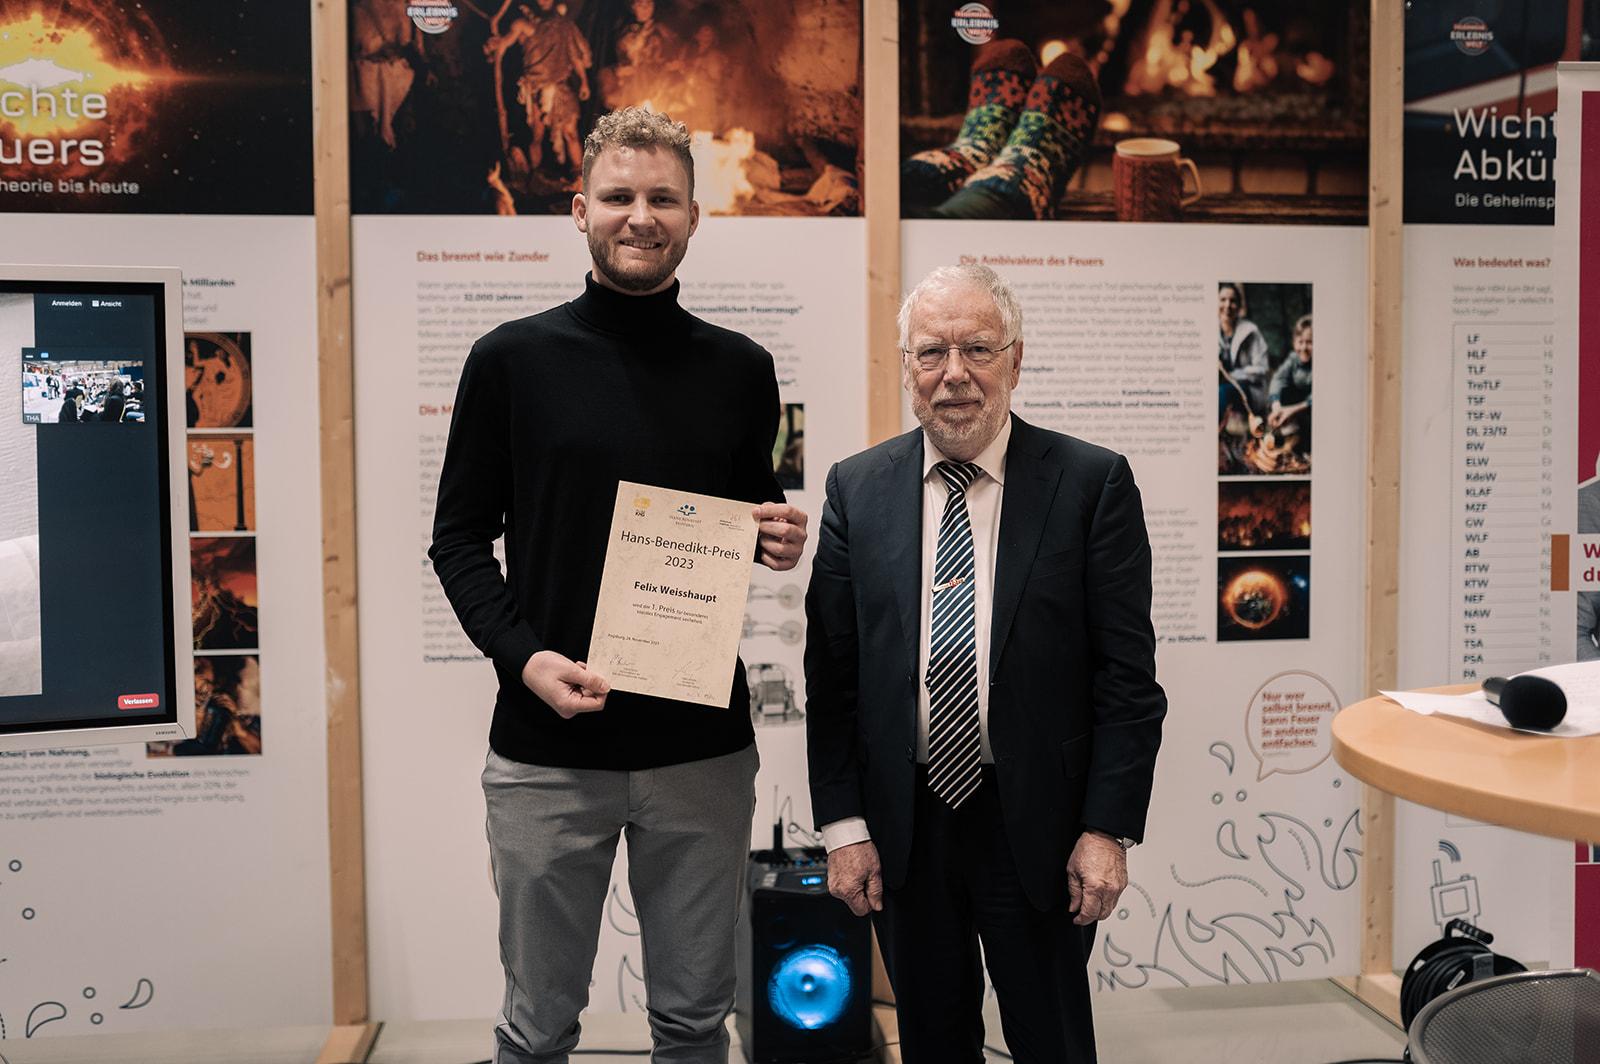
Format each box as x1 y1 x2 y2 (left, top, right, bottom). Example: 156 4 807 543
632 495 651 517
407 1 461 35
677 503 698 517
951 3 998 45
1449 16 1493 56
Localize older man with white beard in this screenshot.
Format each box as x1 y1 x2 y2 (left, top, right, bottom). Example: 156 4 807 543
804 264 1166 1062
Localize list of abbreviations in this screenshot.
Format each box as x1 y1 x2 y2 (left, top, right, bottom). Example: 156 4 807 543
1450 321 1555 680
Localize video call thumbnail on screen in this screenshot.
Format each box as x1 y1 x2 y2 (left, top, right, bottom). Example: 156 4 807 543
0 283 175 737
23 346 147 425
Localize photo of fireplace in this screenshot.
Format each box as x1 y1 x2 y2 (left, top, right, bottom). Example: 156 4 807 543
900 1 1369 223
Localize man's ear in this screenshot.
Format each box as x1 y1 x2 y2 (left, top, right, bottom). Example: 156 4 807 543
1010 339 1024 388
572 191 589 233
688 198 700 237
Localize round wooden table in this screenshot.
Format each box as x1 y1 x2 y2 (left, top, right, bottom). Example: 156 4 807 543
1332 687 1600 842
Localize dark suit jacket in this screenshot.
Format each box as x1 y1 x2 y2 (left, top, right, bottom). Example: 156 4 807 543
804 414 1166 910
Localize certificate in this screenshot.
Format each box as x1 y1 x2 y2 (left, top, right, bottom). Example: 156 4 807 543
586 481 757 707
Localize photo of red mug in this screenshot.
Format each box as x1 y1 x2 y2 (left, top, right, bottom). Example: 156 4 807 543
1113 138 1202 222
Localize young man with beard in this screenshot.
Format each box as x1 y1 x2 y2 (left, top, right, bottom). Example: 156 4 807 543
805 265 1165 1062
431 107 807 1063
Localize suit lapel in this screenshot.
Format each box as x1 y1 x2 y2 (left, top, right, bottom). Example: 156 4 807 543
882 433 925 673
991 417 1060 675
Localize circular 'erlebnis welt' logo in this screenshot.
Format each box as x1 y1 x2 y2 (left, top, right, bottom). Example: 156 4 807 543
407 0 460 34
1450 16 1494 56
951 3 999 45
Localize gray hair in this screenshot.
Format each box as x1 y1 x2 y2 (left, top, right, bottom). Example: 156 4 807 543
582 107 695 198
897 264 1022 350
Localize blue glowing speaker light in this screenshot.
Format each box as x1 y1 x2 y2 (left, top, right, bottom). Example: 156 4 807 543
735 851 873 1062
767 945 853 1030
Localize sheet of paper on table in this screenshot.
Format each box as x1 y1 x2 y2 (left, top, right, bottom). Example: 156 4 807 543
1380 661 1600 737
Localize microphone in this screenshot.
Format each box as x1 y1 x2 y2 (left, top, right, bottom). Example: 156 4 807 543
1481 675 1566 731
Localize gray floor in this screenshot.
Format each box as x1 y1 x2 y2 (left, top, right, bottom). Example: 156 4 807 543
1091 980 1406 1064
367 981 1408 1064
0 979 1406 1063
0 1024 331 1064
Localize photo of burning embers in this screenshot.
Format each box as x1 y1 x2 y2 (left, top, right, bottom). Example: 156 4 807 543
1217 554 1309 641
0 0 312 214
350 0 862 216
1218 480 1309 552
900 1 1368 222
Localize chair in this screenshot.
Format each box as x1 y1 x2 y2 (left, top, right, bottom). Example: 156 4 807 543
1407 968 1600 1064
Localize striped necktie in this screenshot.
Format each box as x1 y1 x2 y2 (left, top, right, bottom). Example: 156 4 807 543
927 460 984 809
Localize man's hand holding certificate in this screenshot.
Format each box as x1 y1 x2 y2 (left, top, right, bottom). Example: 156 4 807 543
587 481 766 707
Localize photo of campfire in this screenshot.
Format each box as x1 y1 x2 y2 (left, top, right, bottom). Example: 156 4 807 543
0 0 312 214
1217 554 1309 641
1218 479 1309 552
900 1 1368 222
350 0 861 216
1216 280 1312 476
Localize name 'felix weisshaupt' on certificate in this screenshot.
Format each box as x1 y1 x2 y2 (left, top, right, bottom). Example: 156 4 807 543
586 481 757 707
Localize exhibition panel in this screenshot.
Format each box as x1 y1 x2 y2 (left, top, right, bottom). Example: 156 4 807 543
0 0 334 1038
900 5 1371 994
1395 2 1598 975
347 0 867 1021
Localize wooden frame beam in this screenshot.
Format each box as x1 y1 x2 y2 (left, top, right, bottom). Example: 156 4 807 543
866 0 903 446
1341 0 1406 1030
313 0 368 1027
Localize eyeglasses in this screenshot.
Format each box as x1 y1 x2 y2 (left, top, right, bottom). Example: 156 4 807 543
901 339 1016 372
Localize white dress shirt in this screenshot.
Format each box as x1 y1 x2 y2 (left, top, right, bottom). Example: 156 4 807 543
820 418 1011 853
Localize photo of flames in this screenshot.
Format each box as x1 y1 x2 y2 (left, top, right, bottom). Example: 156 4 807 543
0 0 311 215
1217 555 1309 641
350 0 862 216
1218 480 1310 552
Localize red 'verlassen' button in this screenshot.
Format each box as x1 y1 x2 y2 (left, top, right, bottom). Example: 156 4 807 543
118 693 160 710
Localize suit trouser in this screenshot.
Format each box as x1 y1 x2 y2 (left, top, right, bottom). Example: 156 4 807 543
873 766 1098 1064
482 743 759 1064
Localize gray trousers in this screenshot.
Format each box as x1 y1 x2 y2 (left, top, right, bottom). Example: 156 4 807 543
482 743 759 1064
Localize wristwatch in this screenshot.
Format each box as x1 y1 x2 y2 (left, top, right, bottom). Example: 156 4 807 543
1088 828 1136 851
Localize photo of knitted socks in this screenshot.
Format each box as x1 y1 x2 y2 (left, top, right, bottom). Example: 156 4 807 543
900 38 1037 217
934 52 1103 221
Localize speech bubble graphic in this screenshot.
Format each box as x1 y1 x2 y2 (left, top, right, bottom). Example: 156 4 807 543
1245 670 1340 781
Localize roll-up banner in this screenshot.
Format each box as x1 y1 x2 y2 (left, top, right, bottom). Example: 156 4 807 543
900 4 1369 988
350 0 866 1019
0 0 330 1036
1396 2 1597 972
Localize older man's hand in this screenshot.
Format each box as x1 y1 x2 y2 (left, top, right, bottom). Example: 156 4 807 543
1066 831 1128 925
827 840 883 917
753 502 808 572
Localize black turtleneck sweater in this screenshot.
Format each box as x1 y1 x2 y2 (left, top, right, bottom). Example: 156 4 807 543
430 276 783 769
